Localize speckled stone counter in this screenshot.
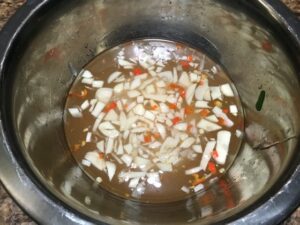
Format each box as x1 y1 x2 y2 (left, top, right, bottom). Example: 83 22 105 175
0 1 299 224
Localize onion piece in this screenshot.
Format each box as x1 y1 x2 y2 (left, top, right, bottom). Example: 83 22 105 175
180 137 195 148
221 84 234 97
118 59 135 67
149 141 162 149
147 173 162 188
128 90 141 98
92 80 104 88
82 78 93 85
229 105 238 115
144 111 155 121
131 78 142 90
197 119 221 132
192 145 202 153
106 138 114 154
114 83 124 94
206 115 218 123
178 72 191 87
215 130 231 165
158 71 173 82
195 79 208 100
129 178 140 188
194 183 204 192
92 112 105 132
181 186 190 193
95 88 113 103
195 101 210 108
143 94 167 102
133 104 145 116
96 140 105 153
200 141 216 170
82 70 93 78
211 66 218 74
212 107 234 127
68 108 82 118
104 110 119 121
173 122 187 131
85 132 92 142
190 72 199 82
108 71 122 83
91 101 105 117
106 161 116 181
156 80 166 88
210 86 223 100
124 144 133 154
121 154 133 166
156 123 166 139
84 151 106 171
236 129 243 138
82 159 91 167
145 84 156 94
185 84 197 105
159 103 169 113
157 163 172 172
80 100 90 111
185 166 202 175
119 172 146 180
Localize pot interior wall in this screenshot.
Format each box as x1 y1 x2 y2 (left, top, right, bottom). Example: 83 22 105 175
4 0 300 224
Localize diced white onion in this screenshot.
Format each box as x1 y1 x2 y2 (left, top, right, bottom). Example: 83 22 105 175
68 108 82 118
180 137 195 148
80 100 90 111
197 119 222 132
92 80 104 88
106 161 116 181
82 70 93 78
185 166 202 175
221 84 234 97
215 130 231 165
108 71 122 83
185 84 197 105
195 101 210 108
200 141 216 170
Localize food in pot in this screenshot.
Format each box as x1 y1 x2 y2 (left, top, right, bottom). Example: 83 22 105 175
64 39 244 203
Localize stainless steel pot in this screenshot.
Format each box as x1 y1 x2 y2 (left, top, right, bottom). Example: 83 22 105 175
0 0 300 224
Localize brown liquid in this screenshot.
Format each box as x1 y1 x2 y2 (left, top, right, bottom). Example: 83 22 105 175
64 39 244 203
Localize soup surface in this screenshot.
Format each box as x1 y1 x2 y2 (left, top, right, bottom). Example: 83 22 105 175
64 39 244 203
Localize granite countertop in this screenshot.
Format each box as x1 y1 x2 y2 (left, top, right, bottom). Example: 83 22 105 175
0 1 299 224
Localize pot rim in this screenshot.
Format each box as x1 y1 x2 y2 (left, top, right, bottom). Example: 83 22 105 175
0 1 299 224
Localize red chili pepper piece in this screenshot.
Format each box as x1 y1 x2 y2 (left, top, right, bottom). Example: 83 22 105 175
168 103 177 110
133 67 143 76
99 153 105 159
180 60 190 69
144 134 152 143
184 105 195 115
212 150 219 159
208 162 217 174
104 101 117 112
172 117 181 125
187 55 193 62
223 108 229 114
200 109 210 117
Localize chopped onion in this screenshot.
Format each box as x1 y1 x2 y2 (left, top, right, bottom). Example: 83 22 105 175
194 183 204 192
144 111 155 121
149 141 162 149
114 83 124 94
106 138 114 154
195 101 210 108
147 173 162 188
221 84 234 97
128 90 141 98
181 186 190 193
108 71 122 83
197 119 221 132
215 130 231 165
185 84 197 105
82 70 93 78
92 80 104 88
106 161 116 181
124 144 133 154
95 88 113 103
145 84 156 94
211 66 218 74
118 59 135 67
195 80 208 100
180 137 195 148
185 166 202 175
190 72 199 82
143 94 167 102
178 72 191 87
192 145 202 153
80 100 90 111
82 159 91 167
137 96 144 103
158 71 173 82
210 86 223 100
96 140 105 152
82 77 94 85
199 141 216 170
174 122 188 131
121 154 133 166
157 163 172 172
133 104 145 116
91 101 105 117
236 129 243 138
229 105 238 115
68 108 82 118
92 112 105 132
105 110 119 122
212 107 234 127
126 102 137 112
85 132 92 142
159 103 169 113
131 78 142 90
119 171 146 180
206 115 218 123
156 123 166 139
129 178 140 188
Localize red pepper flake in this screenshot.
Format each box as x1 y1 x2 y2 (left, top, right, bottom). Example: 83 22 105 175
172 116 181 125
222 108 229 114
104 101 117 112
169 83 186 98
212 150 219 159
184 105 195 115
187 55 193 62
261 40 272 52
44 47 61 62
199 109 210 117
133 67 143 76
218 118 226 126
208 162 217 175
153 132 161 140
144 134 152 143
151 104 159 110
99 153 105 159
168 103 177 110
180 60 190 69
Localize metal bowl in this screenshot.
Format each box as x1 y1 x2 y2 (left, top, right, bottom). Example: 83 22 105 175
0 0 300 224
